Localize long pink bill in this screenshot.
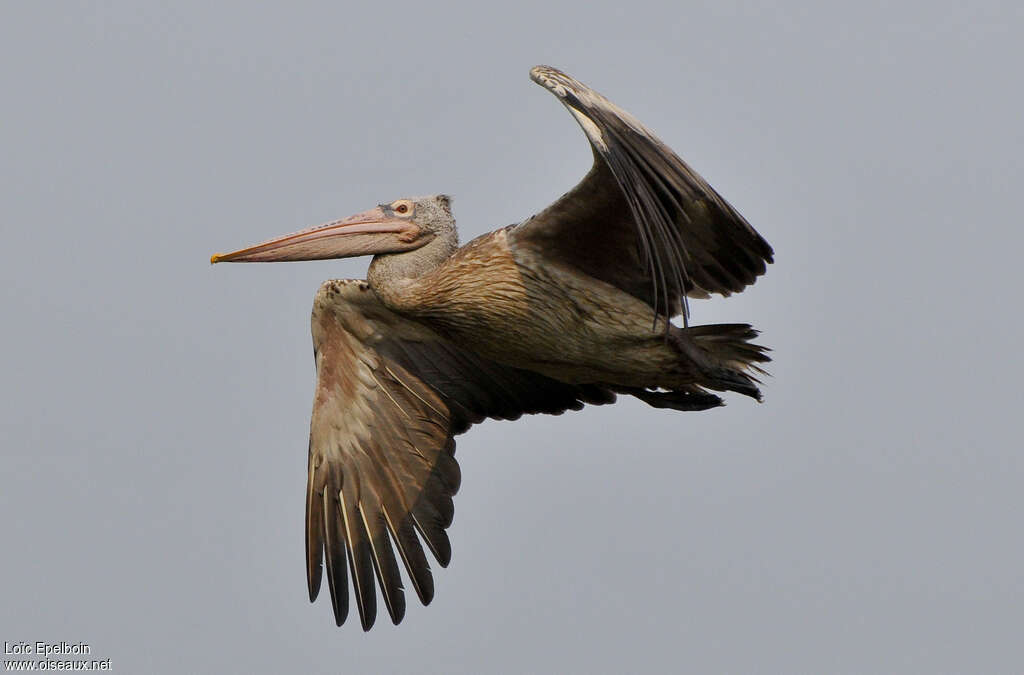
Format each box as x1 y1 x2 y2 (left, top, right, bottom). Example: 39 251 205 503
210 207 423 264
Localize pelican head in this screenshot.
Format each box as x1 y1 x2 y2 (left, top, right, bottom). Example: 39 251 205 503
211 195 455 264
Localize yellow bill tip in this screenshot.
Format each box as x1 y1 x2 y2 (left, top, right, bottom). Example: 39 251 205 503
210 253 223 264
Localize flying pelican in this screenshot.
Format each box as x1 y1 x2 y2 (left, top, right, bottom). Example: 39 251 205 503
211 66 774 630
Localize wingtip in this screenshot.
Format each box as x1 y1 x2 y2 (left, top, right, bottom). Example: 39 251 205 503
529 65 569 96
419 580 435 606
330 598 348 627
529 64 551 80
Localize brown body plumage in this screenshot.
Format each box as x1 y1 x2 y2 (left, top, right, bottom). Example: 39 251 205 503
212 66 774 630
373 227 744 390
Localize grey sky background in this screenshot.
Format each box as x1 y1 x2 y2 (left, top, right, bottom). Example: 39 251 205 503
2 1 1022 673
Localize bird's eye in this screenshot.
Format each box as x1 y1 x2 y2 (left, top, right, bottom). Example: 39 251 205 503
392 200 412 216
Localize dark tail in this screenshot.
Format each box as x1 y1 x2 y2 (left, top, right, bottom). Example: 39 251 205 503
673 323 771 401
619 324 769 412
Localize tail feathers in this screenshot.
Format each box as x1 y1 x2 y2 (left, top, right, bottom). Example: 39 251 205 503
678 323 771 401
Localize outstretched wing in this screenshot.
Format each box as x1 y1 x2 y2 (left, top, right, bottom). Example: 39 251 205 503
306 279 615 630
512 65 774 324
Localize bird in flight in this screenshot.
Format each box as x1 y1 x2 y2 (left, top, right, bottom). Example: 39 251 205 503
211 65 774 630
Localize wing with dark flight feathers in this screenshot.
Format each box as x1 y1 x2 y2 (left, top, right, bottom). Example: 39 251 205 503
513 65 774 324
306 279 615 630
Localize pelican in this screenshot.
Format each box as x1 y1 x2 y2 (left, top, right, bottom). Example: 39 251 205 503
211 66 774 630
